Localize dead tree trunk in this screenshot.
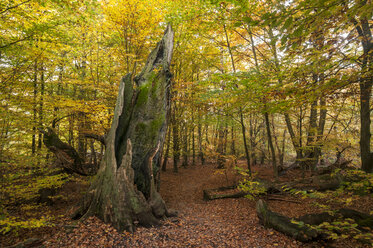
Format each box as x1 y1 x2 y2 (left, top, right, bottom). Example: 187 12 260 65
40 127 98 176
257 200 373 242
256 200 319 242
73 26 175 232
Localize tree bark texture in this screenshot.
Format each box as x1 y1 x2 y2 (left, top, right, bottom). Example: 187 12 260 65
257 200 373 242
348 6 373 173
41 127 98 176
256 200 319 242
73 26 175 232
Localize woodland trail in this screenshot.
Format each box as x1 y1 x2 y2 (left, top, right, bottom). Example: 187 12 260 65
44 162 328 247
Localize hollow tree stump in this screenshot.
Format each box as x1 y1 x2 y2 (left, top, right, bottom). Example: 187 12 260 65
73 25 175 232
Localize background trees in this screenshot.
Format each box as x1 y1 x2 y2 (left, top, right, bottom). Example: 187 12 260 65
0 0 371 238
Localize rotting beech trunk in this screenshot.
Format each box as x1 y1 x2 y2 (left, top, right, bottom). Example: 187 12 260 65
40 127 98 176
73 26 175 232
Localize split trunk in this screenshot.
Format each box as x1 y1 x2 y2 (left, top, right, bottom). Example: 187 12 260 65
73 26 175 232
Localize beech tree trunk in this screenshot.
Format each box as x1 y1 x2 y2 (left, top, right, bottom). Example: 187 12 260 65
73 26 175 232
352 12 373 173
40 127 98 176
197 112 205 165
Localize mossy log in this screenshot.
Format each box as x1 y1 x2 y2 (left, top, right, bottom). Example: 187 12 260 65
73 25 175 232
203 186 247 200
256 200 320 242
40 127 98 176
203 173 353 202
256 200 373 242
203 180 281 201
298 208 373 229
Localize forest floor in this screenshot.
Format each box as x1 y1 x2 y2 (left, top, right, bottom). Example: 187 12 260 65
2 160 372 248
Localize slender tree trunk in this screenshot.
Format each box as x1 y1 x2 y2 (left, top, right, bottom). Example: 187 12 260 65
38 63 45 150
216 119 226 169
223 25 248 169
271 115 284 168
204 123 209 145
306 100 318 170
280 129 286 167
192 121 195 166
298 106 303 149
68 115 74 146
249 114 256 165
352 14 373 173
284 113 303 162
182 123 188 167
32 61 37 154
198 113 205 165
223 120 228 155
231 125 237 165
315 96 327 167
240 110 251 175
264 112 277 179
360 81 373 172
172 105 179 173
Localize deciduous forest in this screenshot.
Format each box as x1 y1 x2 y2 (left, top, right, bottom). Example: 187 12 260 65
1 0 372 247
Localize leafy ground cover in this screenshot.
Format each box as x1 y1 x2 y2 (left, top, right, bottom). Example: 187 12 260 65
1 160 372 247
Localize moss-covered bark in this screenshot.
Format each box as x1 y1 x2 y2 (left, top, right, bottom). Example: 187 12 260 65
74 25 174 232
256 200 319 242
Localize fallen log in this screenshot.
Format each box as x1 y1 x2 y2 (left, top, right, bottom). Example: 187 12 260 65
203 185 247 200
203 180 280 201
256 200 373 242
203 171 365 201
297 208 373 230
265 196 301 204
256 199 320 242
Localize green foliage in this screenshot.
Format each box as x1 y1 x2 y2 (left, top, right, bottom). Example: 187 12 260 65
0 215 54 235
315 219 373 243
283 169 373 244
2 171 69 206
236 168 266 200
337 169 373 195
1 0 372 244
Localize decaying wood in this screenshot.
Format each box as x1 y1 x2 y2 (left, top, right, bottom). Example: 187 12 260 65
256 200 319 242
40 127 98 176
73 25 175 232
83 132 106 146
203 185 247 200
264 196 301 204
203 171 361 202
298 208 373 229
203 179 281 201
202 179 283 201
256 200 373 242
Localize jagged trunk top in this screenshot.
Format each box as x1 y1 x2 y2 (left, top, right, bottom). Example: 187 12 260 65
74 25 175 232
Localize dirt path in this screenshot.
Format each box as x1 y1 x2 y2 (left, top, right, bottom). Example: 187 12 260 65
155 162 303 248
45 162 313 247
